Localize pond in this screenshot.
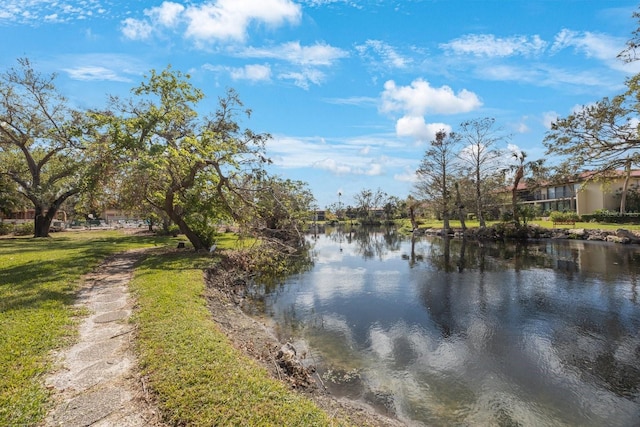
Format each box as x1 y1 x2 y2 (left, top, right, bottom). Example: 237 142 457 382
252 226 640 427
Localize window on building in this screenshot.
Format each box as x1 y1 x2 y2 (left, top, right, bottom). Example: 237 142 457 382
548 187 555 199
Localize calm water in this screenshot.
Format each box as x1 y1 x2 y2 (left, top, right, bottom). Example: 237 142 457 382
255 227 640 426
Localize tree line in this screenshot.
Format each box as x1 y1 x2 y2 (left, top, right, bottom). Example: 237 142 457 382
339 8 640 226
0 60 313 250
4 8 640 244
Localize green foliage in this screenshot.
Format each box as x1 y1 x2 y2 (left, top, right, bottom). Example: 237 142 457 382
92 67 271 250
549 211 580 222
493 221 529 239
0 222 11 235
249 176 315 239
544 70 640 214
615 183 640 212
581 209 640 224
0 58 94 237
12 222 34 236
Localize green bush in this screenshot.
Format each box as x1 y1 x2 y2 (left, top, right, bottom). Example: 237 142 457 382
581 209 640 224
549 211 580 222
500 211 513 222
0 222 12 236
13 222 34 236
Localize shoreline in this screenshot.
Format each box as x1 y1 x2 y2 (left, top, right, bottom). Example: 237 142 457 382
203 254 406 427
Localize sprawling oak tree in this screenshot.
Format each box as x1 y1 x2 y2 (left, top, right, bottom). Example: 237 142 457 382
0 59 91 237
92 67 271 250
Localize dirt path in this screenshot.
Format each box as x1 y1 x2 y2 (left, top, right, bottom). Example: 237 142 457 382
44 250 164 427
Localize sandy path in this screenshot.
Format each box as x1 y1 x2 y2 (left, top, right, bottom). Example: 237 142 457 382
44 250 164 427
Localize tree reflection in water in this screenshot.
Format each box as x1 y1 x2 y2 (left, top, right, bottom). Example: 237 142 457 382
251 226 640 426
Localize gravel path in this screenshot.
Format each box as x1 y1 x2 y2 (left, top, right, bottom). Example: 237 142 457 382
44 250 165 427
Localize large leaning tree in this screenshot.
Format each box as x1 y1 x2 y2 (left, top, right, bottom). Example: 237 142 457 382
0 58 97 237
90 67 271 250
544 77 640 214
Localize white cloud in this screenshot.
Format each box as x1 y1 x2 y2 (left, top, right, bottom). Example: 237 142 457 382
516 121 530 134
63 66 132 82
365 163 383 176
145 1 185 28
551 29 612 58
381 79 482 116
441 34 547 58
267 134 410 177
235 41 348 89
355 39 411 69
394 167 419 183
313 158 353 175
279 69 325 89
240 41 349 66
57 53 146 83
0 0 108 25
323 96 378 106
183 0 301 42
396 117 451 142
120 0 301 44
121 17 153 40
312 158 384 176
551 29 640 73
230 64 271 82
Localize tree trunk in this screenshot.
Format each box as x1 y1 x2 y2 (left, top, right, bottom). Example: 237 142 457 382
620 160 632 214
29 190 77 238
34 214 51 238
409 206 417 231
442 208 450 232
164 192 208 251
476 184 485 228
512 165 524 226
455 182 466 231
475 168 486 228
33 205 57 238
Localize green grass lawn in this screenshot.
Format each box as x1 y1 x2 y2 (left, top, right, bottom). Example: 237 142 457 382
130 244 333 426
1 230 336 426
0 231 174 426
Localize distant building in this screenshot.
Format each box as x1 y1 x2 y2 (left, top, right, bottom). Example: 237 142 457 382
512 170 640 215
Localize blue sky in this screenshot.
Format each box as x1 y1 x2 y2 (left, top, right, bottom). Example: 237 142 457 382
1 0 639 209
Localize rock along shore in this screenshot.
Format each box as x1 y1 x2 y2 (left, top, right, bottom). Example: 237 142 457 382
420 224 640 245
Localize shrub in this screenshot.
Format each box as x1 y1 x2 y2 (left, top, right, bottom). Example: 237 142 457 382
582 210 640 224
13 222 34 236
549 211 580 222
0 222 12 236
500 211 513 222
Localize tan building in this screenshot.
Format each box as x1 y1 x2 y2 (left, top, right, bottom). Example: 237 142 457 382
514 170 640 215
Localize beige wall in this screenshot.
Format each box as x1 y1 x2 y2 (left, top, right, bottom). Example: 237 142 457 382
575 178 640 214
576 181 605 215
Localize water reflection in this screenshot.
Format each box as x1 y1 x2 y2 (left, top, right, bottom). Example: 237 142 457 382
255 227 640 426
